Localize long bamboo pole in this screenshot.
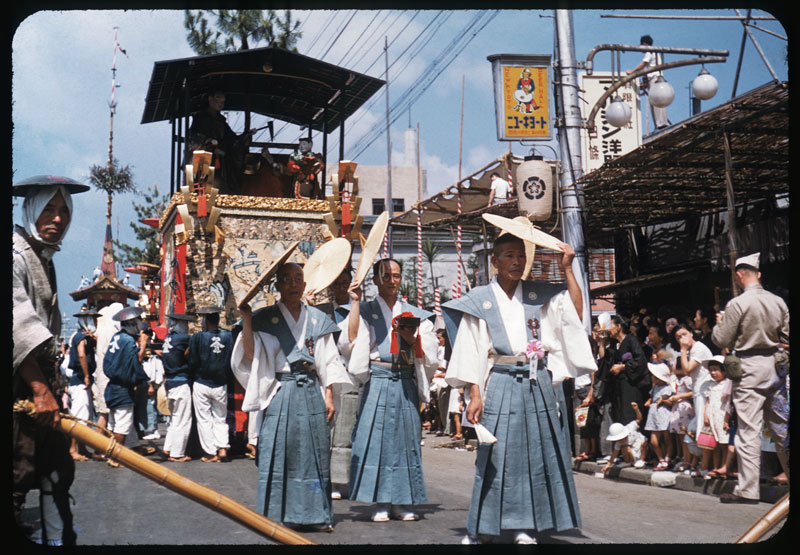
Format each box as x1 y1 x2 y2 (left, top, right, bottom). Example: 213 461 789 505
735 493 789 543
14 402 315 545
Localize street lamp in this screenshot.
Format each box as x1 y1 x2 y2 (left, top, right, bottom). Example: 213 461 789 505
692 67 719 100
605 96 632 127
648 75 675 107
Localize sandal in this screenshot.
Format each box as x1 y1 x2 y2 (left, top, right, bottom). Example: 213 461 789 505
575 453 590 461
654 460 670 472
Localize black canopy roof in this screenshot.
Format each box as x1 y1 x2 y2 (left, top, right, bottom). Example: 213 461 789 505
141 46 385 132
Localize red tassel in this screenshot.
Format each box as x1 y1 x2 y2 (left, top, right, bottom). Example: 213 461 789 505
390 329 399 354
414 334 423 358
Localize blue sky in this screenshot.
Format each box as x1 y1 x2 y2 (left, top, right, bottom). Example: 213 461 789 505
10 8 787 335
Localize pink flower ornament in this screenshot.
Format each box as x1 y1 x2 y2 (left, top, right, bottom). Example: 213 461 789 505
526 339 545 360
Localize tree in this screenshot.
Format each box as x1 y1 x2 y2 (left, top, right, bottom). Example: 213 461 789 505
421 237 443 290
184 9 303 131
184 9 302 54
88 157 137 227
113 184 170 268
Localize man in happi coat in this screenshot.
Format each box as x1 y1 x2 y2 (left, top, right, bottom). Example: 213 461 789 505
103 306 155 466
161 312 196 462
343 258 439 522
189 306 233 463
233 262 352 531
13 175 89 545
443 229 596 545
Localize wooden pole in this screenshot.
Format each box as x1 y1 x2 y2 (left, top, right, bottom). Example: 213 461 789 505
13 402 315 545
722 130 740 297
384 36 393 256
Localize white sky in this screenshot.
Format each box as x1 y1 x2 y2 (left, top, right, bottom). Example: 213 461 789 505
9 8 788 331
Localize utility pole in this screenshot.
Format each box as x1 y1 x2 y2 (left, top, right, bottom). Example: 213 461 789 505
554 10 592 330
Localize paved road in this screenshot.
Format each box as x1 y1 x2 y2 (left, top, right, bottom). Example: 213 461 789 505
17 426 785 546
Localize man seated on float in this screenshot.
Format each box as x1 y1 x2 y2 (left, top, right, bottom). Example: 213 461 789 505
232 262 353 532
188 90 252 193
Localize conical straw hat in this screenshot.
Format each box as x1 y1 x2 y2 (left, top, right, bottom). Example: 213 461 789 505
483 213 564 252
303 237 352 297
239 241 300 307
353 211 389 286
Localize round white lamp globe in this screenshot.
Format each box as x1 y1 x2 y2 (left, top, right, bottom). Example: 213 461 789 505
692 68 719 100
649 76 675 108
606 97 632 127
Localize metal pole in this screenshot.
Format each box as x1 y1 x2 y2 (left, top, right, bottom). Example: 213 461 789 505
554 9 592 330
384 36 394 256
731 11 750 98
735 8 780 83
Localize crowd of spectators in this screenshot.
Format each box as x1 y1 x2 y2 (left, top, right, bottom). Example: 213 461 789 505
572 304 787 486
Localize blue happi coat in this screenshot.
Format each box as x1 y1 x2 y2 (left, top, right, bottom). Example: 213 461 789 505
348 299 432 505
442 280 582 536
103 331 149 409
251 303 340 526
161 332 192 391
188 328 233 388
68 330 96 387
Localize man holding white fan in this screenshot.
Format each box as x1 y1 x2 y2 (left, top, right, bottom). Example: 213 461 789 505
442 214 596 545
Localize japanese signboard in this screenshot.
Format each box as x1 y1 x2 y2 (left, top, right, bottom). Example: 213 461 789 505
488 54 552 141
580 72 642 174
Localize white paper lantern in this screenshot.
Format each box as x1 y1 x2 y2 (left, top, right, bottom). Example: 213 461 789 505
515 156 554 221
692 68 719 100
649 76 675 108
605 96 632 127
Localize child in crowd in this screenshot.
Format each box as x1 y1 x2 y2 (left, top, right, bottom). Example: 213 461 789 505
644 362 674 470
602 402 649 473
699 356 731 478
667 361 694 472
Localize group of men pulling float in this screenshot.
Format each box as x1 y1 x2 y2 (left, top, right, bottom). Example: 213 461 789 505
13 174 596 545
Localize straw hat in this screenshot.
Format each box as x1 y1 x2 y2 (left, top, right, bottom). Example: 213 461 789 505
503 216 537 279
239 241 300 307
167 312 196 321
353 211 389 286
606 422 629 442
303 237 352 297
701 355 726 369
483 213 564 252
13 174 91 197
647 362 672 383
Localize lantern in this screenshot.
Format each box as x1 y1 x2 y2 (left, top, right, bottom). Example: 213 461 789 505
692 68 718 100
649 75 675 108
606 96 632 127
515 155 554 221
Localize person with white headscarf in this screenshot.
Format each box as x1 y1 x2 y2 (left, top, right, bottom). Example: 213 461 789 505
13 175 88 546
65 307 101 461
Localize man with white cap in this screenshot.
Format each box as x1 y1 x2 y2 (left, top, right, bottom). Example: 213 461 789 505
442 215 596 544
13 175 88 545
103 306 155 466
712 252 789 504
189 306 233 463
161 312 196 462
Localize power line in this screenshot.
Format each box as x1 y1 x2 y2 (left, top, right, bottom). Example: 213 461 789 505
336 11 382 67
347 10 500 160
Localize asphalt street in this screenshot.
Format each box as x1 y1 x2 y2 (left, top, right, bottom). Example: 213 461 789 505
16 424 786 547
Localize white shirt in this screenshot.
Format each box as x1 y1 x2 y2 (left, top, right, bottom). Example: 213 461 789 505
231 302 353 412
445 277 597 398
490 177 510 201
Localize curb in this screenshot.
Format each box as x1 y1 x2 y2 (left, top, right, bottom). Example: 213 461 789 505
572 459 788 503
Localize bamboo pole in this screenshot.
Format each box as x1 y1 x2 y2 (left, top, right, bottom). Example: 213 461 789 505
14 402 315 545
735 493 789 543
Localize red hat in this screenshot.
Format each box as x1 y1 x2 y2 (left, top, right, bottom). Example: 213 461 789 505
390 312 423 357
